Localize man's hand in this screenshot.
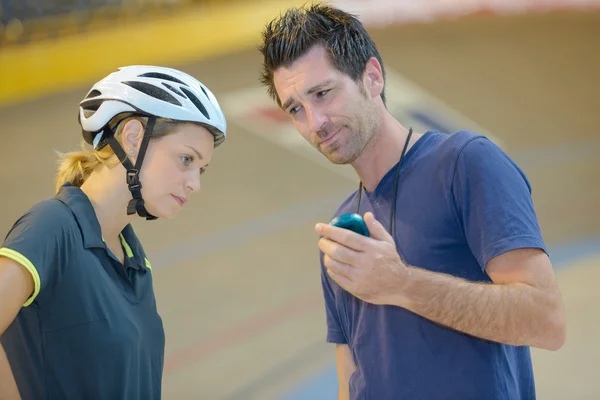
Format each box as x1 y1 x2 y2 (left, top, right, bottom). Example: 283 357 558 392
316 212 409 305
316 213 566 350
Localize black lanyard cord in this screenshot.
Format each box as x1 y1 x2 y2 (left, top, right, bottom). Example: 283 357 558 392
356 127 413 236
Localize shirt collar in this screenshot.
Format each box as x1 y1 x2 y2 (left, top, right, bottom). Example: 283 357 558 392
55 183 104 249
55 183 149 271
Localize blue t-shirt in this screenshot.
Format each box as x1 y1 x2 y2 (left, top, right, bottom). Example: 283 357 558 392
322 130 546 400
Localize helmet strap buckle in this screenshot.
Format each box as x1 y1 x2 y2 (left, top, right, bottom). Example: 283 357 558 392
106 117 158 221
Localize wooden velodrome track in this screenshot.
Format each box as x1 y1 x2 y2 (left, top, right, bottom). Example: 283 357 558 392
0 4 599 399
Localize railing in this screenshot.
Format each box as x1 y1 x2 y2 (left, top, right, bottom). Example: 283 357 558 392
0 0 214 48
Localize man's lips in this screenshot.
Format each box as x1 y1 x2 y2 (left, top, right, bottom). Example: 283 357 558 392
320 127 342 145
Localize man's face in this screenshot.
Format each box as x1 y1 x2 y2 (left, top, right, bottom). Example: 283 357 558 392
273 45 379 165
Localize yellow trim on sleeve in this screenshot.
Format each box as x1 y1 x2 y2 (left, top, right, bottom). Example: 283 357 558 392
0 248 41 307
144 258 152 272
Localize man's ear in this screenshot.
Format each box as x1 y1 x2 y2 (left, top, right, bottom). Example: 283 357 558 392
363 57 384 99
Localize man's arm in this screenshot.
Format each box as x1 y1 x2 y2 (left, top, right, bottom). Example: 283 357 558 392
320 249 355 398
396 247 566 350
335 344 356 400
317 215 566 351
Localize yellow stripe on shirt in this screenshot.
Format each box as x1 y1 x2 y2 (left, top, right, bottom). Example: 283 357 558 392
0 248 41 307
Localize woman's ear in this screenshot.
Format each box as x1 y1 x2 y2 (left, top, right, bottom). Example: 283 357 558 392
120 119 145 156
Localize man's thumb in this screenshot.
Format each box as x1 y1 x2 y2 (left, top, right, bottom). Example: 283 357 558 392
364 212 393 243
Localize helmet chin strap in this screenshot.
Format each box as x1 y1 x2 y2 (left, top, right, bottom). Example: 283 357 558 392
105 116 158 221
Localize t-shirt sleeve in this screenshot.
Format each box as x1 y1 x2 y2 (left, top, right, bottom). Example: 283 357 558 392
0 199 75 307
451 136 547 270
320 251 347 344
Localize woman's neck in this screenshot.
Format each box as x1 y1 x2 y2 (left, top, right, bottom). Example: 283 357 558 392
80 166 137 241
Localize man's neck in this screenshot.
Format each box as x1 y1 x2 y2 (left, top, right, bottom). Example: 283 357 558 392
352 112 421 192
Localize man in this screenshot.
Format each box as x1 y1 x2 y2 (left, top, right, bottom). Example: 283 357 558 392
258 4 566 400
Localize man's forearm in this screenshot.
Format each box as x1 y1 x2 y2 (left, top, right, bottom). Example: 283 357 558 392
393 266 564 350
0 344 21 400
336 344 355 400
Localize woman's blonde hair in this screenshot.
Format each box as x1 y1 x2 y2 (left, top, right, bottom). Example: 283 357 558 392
55 114 183 193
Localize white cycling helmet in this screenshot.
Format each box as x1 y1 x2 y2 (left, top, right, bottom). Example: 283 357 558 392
76 65 228 220
79 65 226 148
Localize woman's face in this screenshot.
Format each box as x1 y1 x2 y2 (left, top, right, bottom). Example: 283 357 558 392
136 123 215 219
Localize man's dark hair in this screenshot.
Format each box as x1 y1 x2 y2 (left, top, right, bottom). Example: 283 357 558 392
258 3 386 107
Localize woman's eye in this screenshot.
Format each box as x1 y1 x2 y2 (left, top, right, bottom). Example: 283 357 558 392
199 167 207 175
182 155 194 166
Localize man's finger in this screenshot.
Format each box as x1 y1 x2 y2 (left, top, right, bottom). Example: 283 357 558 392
326 268 354 292
319 237 360 265
323 255 354 280
315 223 367 252
363 212 395 244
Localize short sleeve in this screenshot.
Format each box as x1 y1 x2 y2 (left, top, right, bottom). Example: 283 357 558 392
451 137 547 270
0 199 75 307
320 251 347 344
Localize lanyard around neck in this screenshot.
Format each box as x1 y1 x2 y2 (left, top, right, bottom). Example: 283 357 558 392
355 127 413 236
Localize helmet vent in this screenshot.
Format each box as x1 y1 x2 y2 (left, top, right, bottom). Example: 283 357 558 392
138 72 189 86
123 81 182 106
85 89 102 99
81 101 101 112
180 87 210 119
162 82 187 99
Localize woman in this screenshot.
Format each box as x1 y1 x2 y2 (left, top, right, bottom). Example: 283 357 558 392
0 65 227 399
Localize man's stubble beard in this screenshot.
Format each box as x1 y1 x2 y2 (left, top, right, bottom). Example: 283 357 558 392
323 100 380 165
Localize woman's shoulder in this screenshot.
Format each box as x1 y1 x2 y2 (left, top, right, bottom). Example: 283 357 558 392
9 197 77 236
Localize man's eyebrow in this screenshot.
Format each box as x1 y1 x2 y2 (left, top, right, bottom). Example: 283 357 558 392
306 80 333 96
281 97 294 112
281 79 334 111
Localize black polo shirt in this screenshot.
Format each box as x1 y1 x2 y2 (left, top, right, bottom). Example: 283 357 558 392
0 183 165 400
